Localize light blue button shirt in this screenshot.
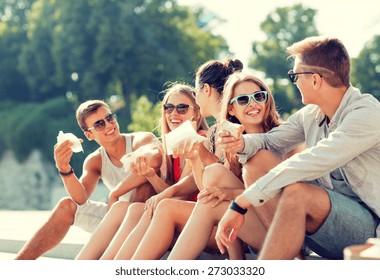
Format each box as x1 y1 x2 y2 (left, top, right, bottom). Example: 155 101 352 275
238 86 380 235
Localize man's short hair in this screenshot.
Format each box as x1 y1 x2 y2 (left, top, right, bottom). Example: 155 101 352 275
287 36 350 87
76 100 111 131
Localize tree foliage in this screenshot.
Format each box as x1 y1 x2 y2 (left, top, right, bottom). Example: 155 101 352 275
127 95 162 136
0 0 228 164
0 0 379 166
0 0 34 101
17 0 228 120
249 4 319 115
352 35 380 100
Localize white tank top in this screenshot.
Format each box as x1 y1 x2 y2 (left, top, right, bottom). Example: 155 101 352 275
99 134 135 201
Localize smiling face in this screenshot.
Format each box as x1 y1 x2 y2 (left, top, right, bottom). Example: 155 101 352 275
84 105 120 141
164 93 198 131
228 81 267 133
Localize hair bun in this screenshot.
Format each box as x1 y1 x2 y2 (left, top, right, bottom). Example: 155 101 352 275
225 59 243 74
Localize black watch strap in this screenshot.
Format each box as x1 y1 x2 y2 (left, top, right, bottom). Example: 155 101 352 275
229 200 248 215
59 167 74 177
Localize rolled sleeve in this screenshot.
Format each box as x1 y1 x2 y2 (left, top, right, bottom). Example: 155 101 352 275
243 183 275 207
237 134 261 164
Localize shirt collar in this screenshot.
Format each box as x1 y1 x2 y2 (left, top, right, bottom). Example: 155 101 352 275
314 86 359 127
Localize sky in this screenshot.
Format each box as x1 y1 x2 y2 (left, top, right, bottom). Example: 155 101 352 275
178 0 380 67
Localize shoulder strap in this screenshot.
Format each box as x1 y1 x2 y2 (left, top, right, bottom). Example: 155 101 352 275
126 134 133 153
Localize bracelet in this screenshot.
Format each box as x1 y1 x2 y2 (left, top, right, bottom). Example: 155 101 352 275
59 167 74 177
229 200 248 215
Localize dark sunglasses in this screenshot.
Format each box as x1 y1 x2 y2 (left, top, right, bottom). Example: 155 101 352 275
163 103 196 114
287 70 317 84
229 91 268 107
87 113 117 131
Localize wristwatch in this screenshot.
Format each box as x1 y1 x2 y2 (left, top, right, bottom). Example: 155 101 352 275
229 200 248 215
59 167 74 177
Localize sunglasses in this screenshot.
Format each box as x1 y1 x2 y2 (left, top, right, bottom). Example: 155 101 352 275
163 103 196 114
287 70 316 84
229 91 268 107
87 113 117 131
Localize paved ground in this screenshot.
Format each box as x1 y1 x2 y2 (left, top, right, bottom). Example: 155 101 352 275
0 210 327 260
0 210 232 260
0 210 90 260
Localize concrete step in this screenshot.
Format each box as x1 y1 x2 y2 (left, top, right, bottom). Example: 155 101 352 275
0 210 323 260
0 210 90 259
0 210 252 260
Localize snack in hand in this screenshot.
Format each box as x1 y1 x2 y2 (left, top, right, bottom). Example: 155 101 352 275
56 131 84 153
120 145 157 172
219 119 244 139
165 120 207 155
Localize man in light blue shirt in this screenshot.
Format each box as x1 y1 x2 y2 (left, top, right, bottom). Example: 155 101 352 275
215 36 380 259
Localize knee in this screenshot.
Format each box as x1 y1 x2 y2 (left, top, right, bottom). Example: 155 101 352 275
126 202 145 219
54 197 77 221
154 199 176 218
202 163 226 188
279 183 309 208
108 201 129 215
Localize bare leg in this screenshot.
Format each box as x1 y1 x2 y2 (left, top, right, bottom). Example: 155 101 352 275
101 202 145 259
15 198 77 260
76 201 131 259
168 197 266 259
243 150 283 188
113 208 152 259
258 183 330 260
131 199 195 260
227 238 246 260
168 198 223 260
202 165 246 260
168 164 247 260
242 149 309 259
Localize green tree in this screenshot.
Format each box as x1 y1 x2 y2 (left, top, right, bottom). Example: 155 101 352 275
352 35 380 100
127 95 161 136
2 0 229 162
0 0 35 101
249 4 319 115
18 0 60 101
18 0 228 119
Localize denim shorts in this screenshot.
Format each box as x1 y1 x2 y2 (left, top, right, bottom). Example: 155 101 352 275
305 189 380 259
